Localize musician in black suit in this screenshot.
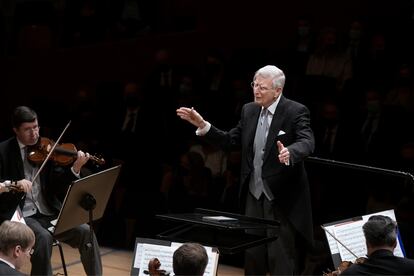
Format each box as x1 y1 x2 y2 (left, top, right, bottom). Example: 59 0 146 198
341 215 414 275
0 106 102 276
177 65 315 275
0 220 35 276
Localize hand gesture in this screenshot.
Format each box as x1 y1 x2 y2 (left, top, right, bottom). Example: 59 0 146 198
176 107 206 129
277 141 290 165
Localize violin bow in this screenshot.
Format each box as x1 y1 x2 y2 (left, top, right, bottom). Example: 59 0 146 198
321 225 359 259
31 120 72 182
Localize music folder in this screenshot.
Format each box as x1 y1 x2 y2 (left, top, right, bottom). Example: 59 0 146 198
49 165 121 236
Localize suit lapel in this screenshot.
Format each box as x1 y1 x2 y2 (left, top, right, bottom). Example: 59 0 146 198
263 96 287 162
11 138 25 179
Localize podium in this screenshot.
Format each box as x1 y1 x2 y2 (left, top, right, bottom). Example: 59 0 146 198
156 208 279 254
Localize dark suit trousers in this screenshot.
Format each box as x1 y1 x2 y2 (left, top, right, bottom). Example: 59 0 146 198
244 192 298 275
26 215 102 276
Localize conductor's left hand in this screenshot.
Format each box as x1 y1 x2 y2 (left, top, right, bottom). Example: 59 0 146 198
176 107 207 129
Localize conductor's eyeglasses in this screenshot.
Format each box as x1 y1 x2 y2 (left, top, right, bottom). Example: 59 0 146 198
251 82 272 92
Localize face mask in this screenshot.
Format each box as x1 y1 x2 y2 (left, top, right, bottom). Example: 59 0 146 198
398 76 411 87
349 29 361 40
206 63 221 74
125 95 140 108
298 26 310 36
323 117 337 127
234 89 247 100
366 100 380 113
179 83 192 94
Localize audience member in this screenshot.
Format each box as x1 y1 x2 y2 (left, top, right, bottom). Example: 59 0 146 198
161 150 212 213
313 100 351 160
112 81 163 246
306 26 353 93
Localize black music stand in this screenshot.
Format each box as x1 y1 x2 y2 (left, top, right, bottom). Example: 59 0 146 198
51 165 121 236
156 208 280 255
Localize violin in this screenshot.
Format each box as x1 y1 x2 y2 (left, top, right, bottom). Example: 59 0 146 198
323 257 367 275
321 225 368 275
27 137 105 166
144 258 170 276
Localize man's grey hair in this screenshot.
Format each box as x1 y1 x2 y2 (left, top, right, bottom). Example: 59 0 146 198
363 215 397 247
254 65 286 89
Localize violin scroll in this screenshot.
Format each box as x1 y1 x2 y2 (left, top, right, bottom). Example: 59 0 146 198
144 258 170 276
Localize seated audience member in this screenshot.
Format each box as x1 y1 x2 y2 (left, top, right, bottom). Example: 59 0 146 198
0 220 35 276
173 243 208 276
341 215 414 275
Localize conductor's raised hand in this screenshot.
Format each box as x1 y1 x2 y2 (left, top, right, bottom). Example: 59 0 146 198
176 107 207 129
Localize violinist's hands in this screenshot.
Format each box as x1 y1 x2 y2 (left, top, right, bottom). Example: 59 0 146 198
15 179 33 193
0 182 9 193
72 150 90 174
176 107 207 129
277 141 290 165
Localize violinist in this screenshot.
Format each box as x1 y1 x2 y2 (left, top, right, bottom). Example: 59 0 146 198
341 215 414 275
173 243 208 276
0 106 102 276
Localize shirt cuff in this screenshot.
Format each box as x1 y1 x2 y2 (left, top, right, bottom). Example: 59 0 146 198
71 167 81 178
195 121 211 136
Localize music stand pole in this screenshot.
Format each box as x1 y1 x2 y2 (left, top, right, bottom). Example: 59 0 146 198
80 193 97 248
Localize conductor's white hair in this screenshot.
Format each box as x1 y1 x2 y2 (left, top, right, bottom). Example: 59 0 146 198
254 65 285 89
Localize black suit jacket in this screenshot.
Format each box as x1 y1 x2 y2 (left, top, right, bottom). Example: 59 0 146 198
204 96 315 242
0 137 78 225
0 260 26 275
341 249 414 275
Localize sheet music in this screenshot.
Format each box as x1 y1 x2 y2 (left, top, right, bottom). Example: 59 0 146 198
11 207 25 224
138 244 175 276
133 244 144 268
133 241 219 276
324 225 340 254
324 209 405 263
333 220 366 260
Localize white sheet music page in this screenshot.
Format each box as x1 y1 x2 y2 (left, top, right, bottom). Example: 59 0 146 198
138 244 175 276
11 207 25 224
333 220 366 261
324 209 404 263
324 225 340 254
204 246 219 276
134 242 219 276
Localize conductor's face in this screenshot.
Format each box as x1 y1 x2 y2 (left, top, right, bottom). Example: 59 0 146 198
14 119 40 146
252 76 282 108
